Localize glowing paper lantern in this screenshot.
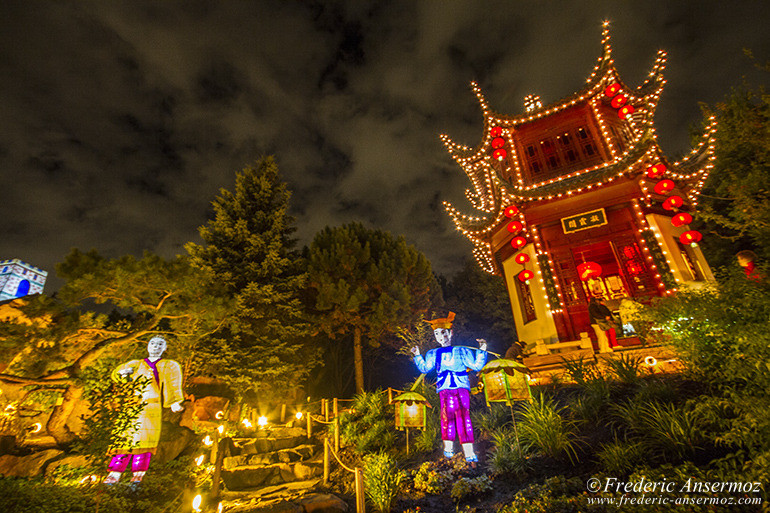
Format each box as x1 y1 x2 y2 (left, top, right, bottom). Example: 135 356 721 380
663 195 684 211
604 83 622 97
490 126 503 137
653 179 675 195
577 261 602 280
506 220 524 234
517 269 534 283
514 253 530 265
393 391 431 429
671 212 693 227
618 105 635 118
491 137 505 149
679 230 702 245
511 236 527 249
610 94 628 109
646 163 667 178
492 148 507 161
479 359 532 406
504 205 519 217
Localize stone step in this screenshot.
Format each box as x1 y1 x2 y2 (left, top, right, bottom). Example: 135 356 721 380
221 461 323 491
232 427 311 455
225 444 317 469
219 481 349 513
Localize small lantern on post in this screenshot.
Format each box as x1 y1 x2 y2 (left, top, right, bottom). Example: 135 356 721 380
392 391 431 455
479 359 532 457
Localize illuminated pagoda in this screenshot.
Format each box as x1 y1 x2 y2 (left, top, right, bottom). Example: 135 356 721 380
442 22 716 352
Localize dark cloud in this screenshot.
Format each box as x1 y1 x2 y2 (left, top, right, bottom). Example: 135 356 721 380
0 0 768 291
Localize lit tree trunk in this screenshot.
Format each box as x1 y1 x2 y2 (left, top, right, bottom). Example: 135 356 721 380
46 384 82 446
353 327 364 394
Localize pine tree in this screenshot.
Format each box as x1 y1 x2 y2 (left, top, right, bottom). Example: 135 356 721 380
306 222 439 393
186 157 314 402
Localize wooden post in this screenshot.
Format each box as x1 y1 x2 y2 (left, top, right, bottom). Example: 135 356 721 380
405 427 410 456
211 437 228 499
306 411 312 438
354 467 366 513
509 404 524 459
323 438 330 484
334 416 340 453
387 387 393 404
324 399 330 422
280 403 286 423
333 397 338 417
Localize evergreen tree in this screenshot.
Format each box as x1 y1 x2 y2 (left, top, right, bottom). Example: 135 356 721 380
186 157 314 403
442 259 517 354
306 222 439 393
698 79 770 268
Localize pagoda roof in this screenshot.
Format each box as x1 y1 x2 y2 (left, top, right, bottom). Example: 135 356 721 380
441 22 718 274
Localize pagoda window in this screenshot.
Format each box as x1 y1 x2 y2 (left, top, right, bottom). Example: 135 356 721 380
677 242 706 281
525 144 545 175
514 277 537 323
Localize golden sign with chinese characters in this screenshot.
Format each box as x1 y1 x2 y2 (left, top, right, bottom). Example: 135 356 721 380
561 208 608 234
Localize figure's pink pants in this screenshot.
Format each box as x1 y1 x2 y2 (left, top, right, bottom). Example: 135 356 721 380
108 452 152 473
439 388 474 443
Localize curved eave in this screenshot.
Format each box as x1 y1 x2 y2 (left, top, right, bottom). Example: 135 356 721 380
669 116 718 204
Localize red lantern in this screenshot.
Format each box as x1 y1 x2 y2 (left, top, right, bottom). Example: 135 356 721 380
671 212 693 227
610 94 628 109
679 230 703 245
653 179 676 195
490 126 503 137
604 83 621 97
618 105 635 118
517 269 534 283
511 236 527 249
576 261 603 281
491 137 505 149
506 220 524 234
492 148 507 161
514 253 530 265
646 163 667 178
504 205 518 217
663 195 684 210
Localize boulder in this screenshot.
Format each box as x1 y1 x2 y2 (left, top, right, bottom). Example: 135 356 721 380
221 465 277 490
0 448 63 477
292 462 317 481
155 422 196 464
300 493 349 513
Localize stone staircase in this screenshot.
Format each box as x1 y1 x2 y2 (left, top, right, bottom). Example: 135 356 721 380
217 426 348 513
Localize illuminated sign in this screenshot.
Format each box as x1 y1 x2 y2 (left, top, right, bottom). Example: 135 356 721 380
561 208 607 234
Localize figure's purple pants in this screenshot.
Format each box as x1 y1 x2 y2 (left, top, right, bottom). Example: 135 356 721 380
439 388 474 443
108 452 152 473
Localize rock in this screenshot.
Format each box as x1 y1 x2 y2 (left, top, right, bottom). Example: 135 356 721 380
155 422 196 464
46 454 89 477
0 448 63 477
192 396 230 422
222 465 277 490
292 463 317 481
0 435 15 455
300 493 349 513
276 463 294 483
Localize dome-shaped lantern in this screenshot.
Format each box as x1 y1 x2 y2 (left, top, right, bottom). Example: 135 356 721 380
507 220 524 234
504 205 519 217
618 105 635 119
511 236 527 249
491 137 506 149
479 359 532 406
514 253 530 265
517 269 534 283
577 261 603 281
604 83 622 97
663 195 684 211
492 148 507 161
610 94 628 109
654 179 676 195
679 230 703 246
671 212 693 227
646 163 667 179
392 391 431 429
490 126 503 138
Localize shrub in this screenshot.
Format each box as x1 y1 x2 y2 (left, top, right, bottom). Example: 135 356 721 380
518 394 580 464
363 452 406 513
451 474 492 502
340 389 395 453
603 353 643 385
412 461 453 494
596 438 644 474
486 427 528 477
560 356 600 387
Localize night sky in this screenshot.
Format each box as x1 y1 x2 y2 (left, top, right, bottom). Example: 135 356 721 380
1 1 768 291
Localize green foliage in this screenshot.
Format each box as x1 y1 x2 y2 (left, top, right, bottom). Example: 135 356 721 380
560 355 601 387
596 438 644 475
450 474 492 502
412 460 454 494
363 451 406 513
486 427 528 477
186 157 315 402
340 390 395 453
602 353 643 385
496 476 590 513
517 394 580 464
472 403 513 435
306 222 439 392
74 359 148 469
